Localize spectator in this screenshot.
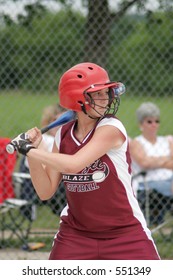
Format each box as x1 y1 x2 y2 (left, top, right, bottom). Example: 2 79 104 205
39 104 66 151
19 104 67 216
130 102 173 225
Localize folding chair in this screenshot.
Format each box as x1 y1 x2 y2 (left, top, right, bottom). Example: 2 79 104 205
0 138 35 248
132 171 173 237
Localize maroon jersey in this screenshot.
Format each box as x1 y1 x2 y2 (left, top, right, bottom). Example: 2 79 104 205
55 115 151 239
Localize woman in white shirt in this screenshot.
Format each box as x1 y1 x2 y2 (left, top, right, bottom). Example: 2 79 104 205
130 102 173 225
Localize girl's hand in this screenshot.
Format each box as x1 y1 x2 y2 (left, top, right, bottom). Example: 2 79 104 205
26 127 42 148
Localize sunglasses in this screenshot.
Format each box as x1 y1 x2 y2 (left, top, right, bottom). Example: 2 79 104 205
146 119 160 124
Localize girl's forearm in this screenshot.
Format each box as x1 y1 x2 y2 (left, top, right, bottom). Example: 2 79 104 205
27 148 82 173
27 156 58 200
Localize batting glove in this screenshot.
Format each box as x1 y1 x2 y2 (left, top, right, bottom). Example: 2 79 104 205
12 133 35 156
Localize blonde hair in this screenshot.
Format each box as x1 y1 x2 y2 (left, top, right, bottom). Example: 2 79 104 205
41 104 66 128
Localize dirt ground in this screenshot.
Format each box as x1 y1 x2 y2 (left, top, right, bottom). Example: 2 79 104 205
0 248 50 260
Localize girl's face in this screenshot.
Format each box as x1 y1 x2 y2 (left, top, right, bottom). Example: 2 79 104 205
86 88 110 117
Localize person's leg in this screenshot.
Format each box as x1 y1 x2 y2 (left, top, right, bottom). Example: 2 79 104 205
148 180 173 224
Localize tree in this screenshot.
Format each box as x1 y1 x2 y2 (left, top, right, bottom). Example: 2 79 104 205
0 0 172 67
83 0 145 67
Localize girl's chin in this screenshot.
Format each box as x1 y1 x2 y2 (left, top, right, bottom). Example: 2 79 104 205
87 107 107 117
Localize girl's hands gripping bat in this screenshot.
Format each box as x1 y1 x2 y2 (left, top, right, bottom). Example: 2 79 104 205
6 110 75 155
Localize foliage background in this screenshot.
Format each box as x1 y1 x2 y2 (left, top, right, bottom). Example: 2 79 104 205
0 1 173 139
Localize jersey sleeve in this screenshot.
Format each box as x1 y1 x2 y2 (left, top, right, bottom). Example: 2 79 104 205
54 126 62 150
96 117 127 139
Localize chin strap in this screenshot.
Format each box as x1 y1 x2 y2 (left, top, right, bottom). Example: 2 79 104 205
78 101 100 119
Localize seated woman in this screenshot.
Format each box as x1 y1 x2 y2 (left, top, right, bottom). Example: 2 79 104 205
19 104 67 216
130 102 173 225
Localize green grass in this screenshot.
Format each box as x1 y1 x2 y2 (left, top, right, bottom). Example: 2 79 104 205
151 216 173 259
0 90 58 138
32 205 59 229
0 90 173 139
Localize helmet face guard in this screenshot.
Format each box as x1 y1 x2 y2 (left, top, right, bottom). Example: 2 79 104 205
83 82 123 117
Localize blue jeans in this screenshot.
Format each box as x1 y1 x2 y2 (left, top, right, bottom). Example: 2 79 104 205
137 179 173 225
138 178 173 197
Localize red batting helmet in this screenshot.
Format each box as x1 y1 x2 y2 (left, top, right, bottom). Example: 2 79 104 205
58 62 118 112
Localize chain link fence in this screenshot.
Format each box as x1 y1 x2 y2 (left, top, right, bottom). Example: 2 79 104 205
0 0 173 259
